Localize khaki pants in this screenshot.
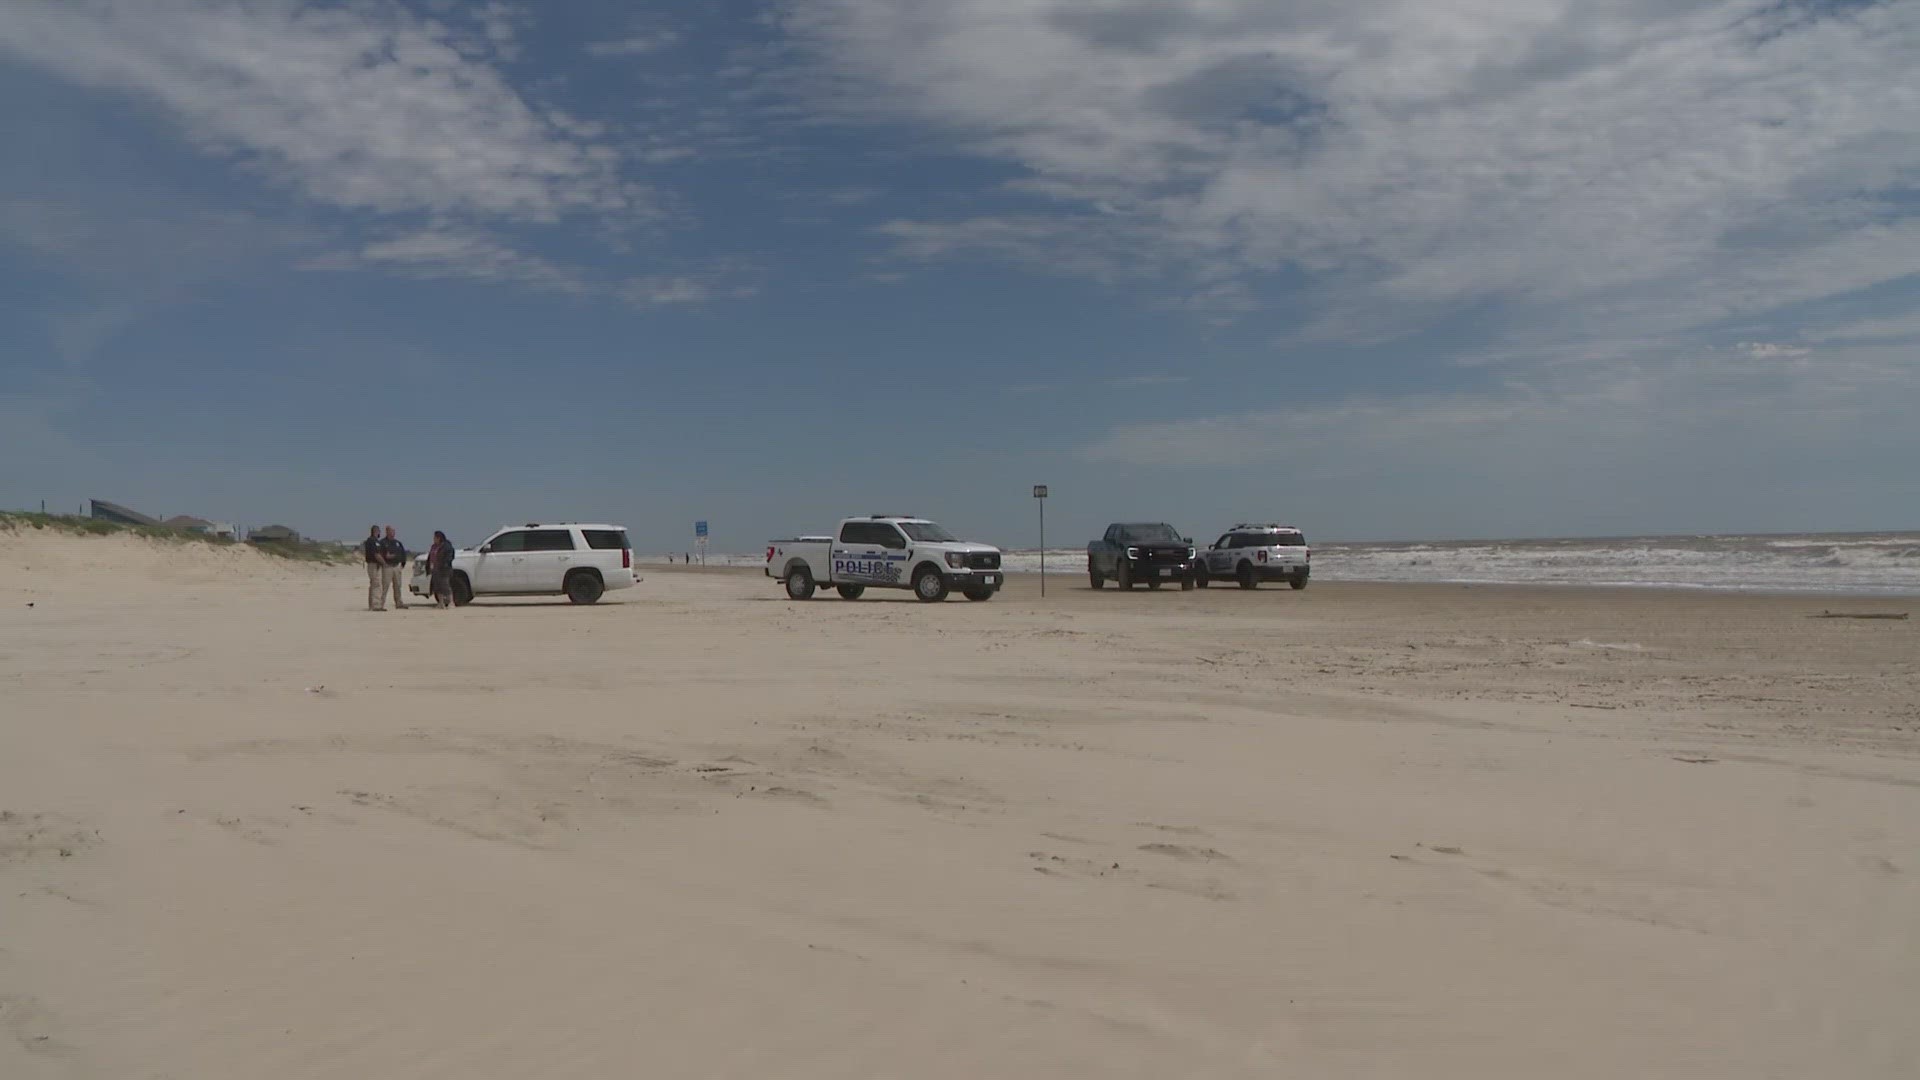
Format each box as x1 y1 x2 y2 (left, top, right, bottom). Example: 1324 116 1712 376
366 563 384 610
383 563 408 608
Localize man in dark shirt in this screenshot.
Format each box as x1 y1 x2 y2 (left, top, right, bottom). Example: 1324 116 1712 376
379 525 409 610
362 525 385 611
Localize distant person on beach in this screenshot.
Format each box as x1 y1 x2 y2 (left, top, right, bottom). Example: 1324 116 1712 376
427 530 455 608
362 525 384 611
379 525 408 610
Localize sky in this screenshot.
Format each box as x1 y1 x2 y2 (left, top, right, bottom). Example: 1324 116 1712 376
2 0 1918 551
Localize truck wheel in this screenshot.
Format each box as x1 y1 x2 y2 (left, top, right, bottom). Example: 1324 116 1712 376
1089 568 1104 589
1237 563 1258 590
785 566 816 600
451 573 474 606
1290 574 1309 591
1193 566 1210 589
565 570 604 605
1180 575 1195 591
913 565 949 602
836 584 865 600
963 587 994 602
1117 560 1134 591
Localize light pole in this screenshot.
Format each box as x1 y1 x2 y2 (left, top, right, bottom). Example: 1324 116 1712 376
1032 485 1049 597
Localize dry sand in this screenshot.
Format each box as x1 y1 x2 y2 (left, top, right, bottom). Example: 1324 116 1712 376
2 531 1917 1078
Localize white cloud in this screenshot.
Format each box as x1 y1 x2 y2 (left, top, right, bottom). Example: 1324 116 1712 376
1802 311 1920 346
1082 345 1919 470
1738 341 1812 361
623 274 711 306
355 231 590 294
786 0 1920 347
587 29 684 56
0 0 646 226
621 268 761 308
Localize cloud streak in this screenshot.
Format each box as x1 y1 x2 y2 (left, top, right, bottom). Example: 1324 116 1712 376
0 0 647 226
787 0 1920 349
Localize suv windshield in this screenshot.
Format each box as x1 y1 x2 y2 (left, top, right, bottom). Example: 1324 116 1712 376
899 521 957 543
1118 524 1181 544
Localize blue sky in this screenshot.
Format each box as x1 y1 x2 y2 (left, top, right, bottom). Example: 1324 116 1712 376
3 0 1918 551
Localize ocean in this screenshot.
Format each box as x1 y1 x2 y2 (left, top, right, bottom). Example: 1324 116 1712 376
673 531 1920 596
1000 532 1920 596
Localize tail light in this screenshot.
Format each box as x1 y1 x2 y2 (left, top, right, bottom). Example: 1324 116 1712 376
765 545 775 563
1258 550 1268 563
622 547 631 569
1305 549 1311 562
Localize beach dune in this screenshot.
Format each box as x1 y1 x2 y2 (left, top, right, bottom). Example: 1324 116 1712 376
2 533 1916 1077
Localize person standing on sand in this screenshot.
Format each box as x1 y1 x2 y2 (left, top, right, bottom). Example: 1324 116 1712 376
379 525 408 610
427 530 455 608
362 525 385 611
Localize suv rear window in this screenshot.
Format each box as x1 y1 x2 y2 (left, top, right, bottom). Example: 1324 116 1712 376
583 529 629 551
524 529 576 552
1272 532 1306 546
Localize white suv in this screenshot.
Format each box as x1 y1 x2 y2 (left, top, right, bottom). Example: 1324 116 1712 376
411 523 637 605
1195 524 1311 590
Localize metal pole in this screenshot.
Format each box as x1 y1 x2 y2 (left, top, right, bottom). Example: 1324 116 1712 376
1039 497 1046 597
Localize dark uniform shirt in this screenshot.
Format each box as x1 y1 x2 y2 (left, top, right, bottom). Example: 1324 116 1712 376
379 536 407 565
363 537 382 564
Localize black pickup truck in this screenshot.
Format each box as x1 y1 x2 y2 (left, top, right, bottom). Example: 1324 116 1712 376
1088 522 1196 591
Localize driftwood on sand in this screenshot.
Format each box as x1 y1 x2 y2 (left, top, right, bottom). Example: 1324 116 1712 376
1810 611 1909 621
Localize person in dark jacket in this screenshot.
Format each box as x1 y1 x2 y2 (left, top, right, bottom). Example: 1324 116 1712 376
427 530 456 608
379 525 409 610
362 525 385 611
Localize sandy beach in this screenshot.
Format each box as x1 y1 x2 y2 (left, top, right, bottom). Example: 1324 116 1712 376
3 532 1917 1078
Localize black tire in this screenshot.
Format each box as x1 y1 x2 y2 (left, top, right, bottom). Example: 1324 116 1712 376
1089 568 1104 589
1180 575 1194 591
913 565 949 603
1290 574 1309 591
836 584 865 600
450 573 474 607
565 570 605 605
1193 566 1210 589
1237 563 1258 590
1117 559 1134 591
963 587 994 602
785 565 816 601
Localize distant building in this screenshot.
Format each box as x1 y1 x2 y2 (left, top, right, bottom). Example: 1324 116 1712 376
164 516 240 540
247 524 301 544
90 499 162 528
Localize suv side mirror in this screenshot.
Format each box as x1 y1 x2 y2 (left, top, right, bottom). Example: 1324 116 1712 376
479 543 493 554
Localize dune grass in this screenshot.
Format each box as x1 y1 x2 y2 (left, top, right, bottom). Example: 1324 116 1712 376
0 511 355 564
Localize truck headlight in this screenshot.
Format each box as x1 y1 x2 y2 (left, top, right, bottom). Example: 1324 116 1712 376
1126 547 1139 561
945 552 967 569
1187 547 1196 560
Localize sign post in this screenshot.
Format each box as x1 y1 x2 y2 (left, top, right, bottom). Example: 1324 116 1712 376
694 520 708 567
1032 485 1049 597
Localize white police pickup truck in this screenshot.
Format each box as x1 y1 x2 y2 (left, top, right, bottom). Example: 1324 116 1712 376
766 516 1005 602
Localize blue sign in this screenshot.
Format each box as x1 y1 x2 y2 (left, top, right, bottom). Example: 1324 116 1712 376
695 520 708 538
